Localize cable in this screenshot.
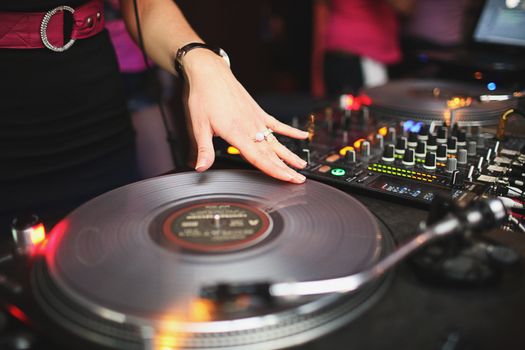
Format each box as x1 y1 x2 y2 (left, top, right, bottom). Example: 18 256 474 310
509 216 525 233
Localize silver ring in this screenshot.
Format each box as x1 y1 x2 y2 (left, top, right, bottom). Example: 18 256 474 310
40 6 76 52
254 128 273 142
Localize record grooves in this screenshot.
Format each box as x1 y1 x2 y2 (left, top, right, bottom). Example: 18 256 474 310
29 170 395 349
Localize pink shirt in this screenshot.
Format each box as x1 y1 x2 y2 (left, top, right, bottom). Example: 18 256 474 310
106 20 150 73
105 0 151 73
324 0 401 64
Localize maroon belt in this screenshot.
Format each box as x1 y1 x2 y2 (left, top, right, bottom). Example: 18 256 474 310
0 0 104 52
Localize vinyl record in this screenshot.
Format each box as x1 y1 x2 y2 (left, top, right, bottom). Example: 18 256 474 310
364 79 516 126
32 170 392 349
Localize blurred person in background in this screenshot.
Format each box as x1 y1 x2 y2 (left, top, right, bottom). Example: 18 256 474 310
403 0 470 51
394 0 473 79
311 0 414 98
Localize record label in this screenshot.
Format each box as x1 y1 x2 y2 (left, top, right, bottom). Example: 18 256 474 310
162 202 272 253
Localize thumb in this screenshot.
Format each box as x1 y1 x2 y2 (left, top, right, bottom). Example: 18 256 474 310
193 122 216 172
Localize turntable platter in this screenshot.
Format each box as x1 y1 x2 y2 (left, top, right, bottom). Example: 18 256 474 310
32 170 392 349
364 79 517 126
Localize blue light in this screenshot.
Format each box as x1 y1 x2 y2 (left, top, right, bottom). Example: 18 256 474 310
403 120 415 132
487 82 497 91
410 122 423 133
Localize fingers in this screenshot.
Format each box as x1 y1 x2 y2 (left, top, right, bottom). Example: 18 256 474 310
264 115 309 139
267 135 307 169
192 120 216 172
240 144 306 184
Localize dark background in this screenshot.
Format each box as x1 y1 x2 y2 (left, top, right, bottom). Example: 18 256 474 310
177 0 313 95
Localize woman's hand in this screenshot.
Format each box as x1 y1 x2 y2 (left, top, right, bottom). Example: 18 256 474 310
182 49 308 184
120 1 307 182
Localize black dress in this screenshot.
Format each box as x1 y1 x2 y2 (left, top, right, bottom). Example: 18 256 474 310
0 0 139 231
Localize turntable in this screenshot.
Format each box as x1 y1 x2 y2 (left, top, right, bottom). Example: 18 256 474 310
28 170 393 350
2 170 525 350
363 79 518 126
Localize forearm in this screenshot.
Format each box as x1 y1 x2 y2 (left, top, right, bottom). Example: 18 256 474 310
120 0 203 75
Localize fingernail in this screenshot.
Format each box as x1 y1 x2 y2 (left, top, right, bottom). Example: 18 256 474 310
294 173 306 183
299 159 307 168
195 159 207 172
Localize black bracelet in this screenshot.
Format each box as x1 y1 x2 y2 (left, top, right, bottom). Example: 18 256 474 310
174 42 230 77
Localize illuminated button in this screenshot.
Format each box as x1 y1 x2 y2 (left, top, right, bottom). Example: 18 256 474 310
326 154 341 163
339 146 354 156
227 146 240 155
318 165 331 173
378 126 388 136
331 168 346 176
353 138 366 150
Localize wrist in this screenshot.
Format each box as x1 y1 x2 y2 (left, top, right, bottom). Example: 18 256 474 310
175 42 230 78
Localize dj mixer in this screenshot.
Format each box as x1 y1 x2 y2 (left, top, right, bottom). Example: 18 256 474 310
218 80 525 208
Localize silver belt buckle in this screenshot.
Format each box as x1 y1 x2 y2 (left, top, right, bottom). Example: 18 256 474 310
40 6 76 52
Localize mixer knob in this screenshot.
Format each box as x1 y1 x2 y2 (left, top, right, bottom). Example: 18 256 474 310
436 144 448 162
450 169 463 187
361 141 371 157
436 127 447 144
302 148 311 164
382 144 395 163
486 148 493 163
457 149 468 165
427 135 438 151
477 135 486 149
467 165 475 181
423 152 437 170
418 124 429 141
342 131 349 144
451 123 459 137
471 125 481 138
402 149 415 167
447 137 458 154
375 134 384 149
415 141 426 159
493 141 500 155
345 149 356 163
407 132 418 148
395 137 407 155
457 130 467 147
477 156 485 171
445 157 458 173
387 127 397 144
467 141 477 156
